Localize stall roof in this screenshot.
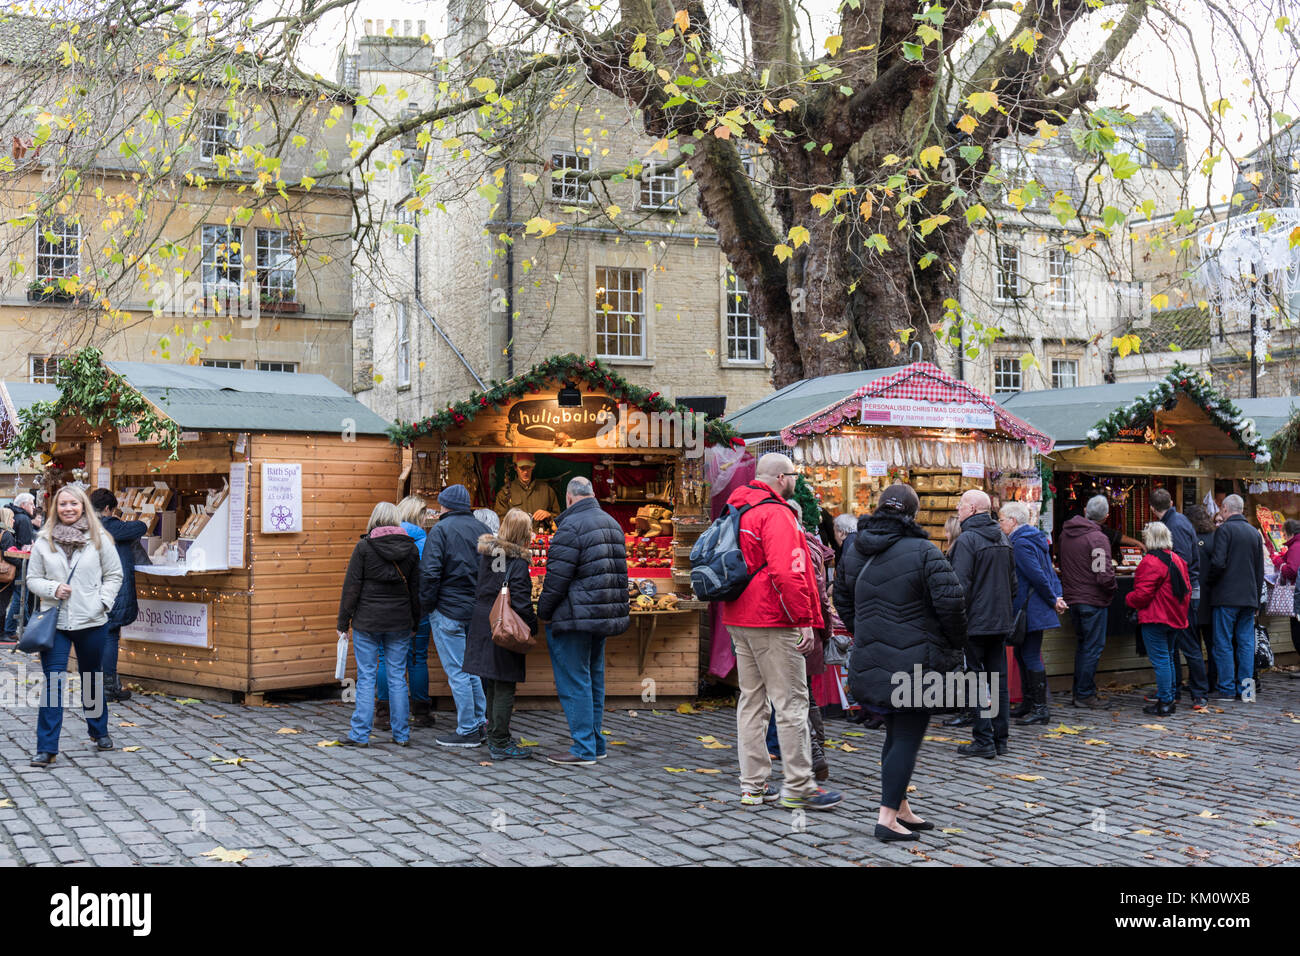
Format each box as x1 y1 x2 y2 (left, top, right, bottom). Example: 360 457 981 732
999 381 1159 446
1234 397 1300 442
724 368 895 437
0 381 59 447
102 362 393 436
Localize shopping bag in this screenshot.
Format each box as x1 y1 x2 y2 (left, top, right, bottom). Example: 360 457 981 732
334 634 349 681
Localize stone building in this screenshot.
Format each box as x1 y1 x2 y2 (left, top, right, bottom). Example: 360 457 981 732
0 15 355 386
343 7 774 423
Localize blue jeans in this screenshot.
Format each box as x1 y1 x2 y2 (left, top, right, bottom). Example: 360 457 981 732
1016 630 1045 673
1070 604 1108 699
431 610 485 736
103 626 121 680
351 629 411 743
5 586 34 636
546 625 607 761
376 615 431 703
1212 605 1256 698
36 622 110 754
1142 623 1177 704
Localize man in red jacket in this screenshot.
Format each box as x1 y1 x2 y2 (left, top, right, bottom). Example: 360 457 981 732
723 453 842 812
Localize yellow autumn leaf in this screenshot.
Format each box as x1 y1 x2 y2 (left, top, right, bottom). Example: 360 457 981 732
676 702 697 714
820 330 849 342
824 34 843 57
693 768 722 774
0 799 12 809
119 721 137 727
122 746 141 752
843 730 865 737
840 743 858 752
201 847 251 864
810 192 834 214
1084 739 1109 746
525 216 558 238
606 204 621 219
956 114 978 135
941 827 963 834
1290 226 1300 249
789 225 810 248
1013 774 1044 782
1196 810 1221 818
1043 733 1064 738
608 740 628 746
664 767 688 772
518 737 540 747
1251 819 1276 826
209 756 249 765
1141 724 1168 731
967 89 999 115
777 98 797 112
673 9 690 32
1049 723 1079 735
773 243 793 263
1151 292 1170 310
316 740 341 747
275 728 300 735
1133 829 1157 836
919 145 944 169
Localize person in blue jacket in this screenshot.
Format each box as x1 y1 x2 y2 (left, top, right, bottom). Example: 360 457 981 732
90 489 148 703
376 496 435 727
998 501 1066 725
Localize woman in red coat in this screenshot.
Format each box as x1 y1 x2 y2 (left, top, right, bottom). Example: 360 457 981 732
1126 521 1191 717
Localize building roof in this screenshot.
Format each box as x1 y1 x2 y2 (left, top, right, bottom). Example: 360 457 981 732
999 381 1162 446
102 362 392 435
724 368 896 437
1129 307 1213 352
0 14 347 99
1235 397 1300 443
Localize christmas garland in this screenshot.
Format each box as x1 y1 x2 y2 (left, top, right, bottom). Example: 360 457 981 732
1084 363 1271 465
792 474 821 533
3 346 183 464
386 353 744 448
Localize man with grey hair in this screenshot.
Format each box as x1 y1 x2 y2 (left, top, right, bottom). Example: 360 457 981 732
950 489 1017 758
3 491 37 639
1206 493 1265 701
538 475 630 765
1057 494 1117 708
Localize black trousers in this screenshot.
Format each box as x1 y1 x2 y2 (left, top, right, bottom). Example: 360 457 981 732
1169 600 1209 700
968 634 1009 748
881 709 930 810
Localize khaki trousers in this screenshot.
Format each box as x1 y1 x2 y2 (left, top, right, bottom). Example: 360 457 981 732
730 625 814 797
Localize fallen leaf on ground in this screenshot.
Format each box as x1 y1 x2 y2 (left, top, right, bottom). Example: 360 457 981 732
842 731 865 737
675 702 696 714
0 798 12 808
1133 829 1157 836
1024 802 1044 809
275 728 300 735
1196 810 1221 818
941 827 963 834
201 847 250 863
517 737 539 747
1012 774 1044 782
211 714 226 719
697 734 731 749
122 746 141 753
664 767 688 773
1042 733 1064 739
316 740 341 747
906 785 917 793
1141 724 1169 731
840 743 859 752
608 740 627 746
209 756 249 765
478 761 492 766
175 698 200 705
693 768 721 774
702 742 730 749
923 735 956 742
1084 739 1109 746
1252 819 1276 827
1049 724 1079 735
1145 750 1191 759
118 721 137 727
1184 846 1211 859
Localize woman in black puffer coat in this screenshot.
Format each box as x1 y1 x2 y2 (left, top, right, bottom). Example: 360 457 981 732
464 509 538 760
837 484 966 843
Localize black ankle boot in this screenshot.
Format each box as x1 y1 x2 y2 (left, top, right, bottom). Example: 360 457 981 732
1017 672 1050 725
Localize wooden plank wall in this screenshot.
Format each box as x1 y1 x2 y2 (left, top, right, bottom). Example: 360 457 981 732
248 434 401 692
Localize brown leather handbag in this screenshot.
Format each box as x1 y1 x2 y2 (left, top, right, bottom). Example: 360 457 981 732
491 583 535 654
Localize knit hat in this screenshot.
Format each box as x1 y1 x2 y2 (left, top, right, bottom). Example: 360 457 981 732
438 484 471 511
876 483 919 517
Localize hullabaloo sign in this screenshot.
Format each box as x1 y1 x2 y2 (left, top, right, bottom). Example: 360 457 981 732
506 396 619 444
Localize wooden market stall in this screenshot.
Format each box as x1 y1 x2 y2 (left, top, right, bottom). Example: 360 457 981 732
4 350 399 702
0 381 59 493
730 362 1055 539
1003 366 1298 674
390 354 734 703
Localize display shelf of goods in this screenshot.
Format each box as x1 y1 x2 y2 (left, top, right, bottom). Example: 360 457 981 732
126 476 234 576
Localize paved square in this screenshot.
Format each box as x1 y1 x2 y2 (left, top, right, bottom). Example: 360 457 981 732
2 650 1299 866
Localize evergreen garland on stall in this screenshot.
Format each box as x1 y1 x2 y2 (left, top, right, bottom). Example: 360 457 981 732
1084 363 1271 466
4 346 183 464
386 353 744 448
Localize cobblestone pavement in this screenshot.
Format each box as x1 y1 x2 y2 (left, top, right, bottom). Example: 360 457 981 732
2 650 1299 866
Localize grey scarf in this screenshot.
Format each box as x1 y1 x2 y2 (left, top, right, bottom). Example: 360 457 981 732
52 514 90 561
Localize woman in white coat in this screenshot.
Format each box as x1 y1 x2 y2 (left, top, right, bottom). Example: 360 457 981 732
26 484 123 767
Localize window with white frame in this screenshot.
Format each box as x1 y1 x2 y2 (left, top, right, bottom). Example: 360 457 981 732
199 109 239 161
29 354 67 384
550 151 591 203
640 164 680 208
396 302 411 388
201 225 243 296
1051 358 1079 389
35 217 80 282
725 271 762 363
255 229 295 300
594 267 646 359
1048 248 1075 307
993 356 1022 395
256 361 297 373
201 358 243 369
999 145 1030 190
995 244 1021 301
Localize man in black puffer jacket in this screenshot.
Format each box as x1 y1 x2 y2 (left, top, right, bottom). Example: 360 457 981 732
538 477 629 766
948 489 1017 759
837 484 966 841
421 484 491 748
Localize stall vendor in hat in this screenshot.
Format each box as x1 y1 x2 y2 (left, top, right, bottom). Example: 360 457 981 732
494 455 561 526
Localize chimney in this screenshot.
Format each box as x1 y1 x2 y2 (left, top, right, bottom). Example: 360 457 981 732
446 0 488 60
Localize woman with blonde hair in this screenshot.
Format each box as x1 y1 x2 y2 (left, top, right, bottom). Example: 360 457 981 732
337 500 421 746
26 484 123 767
463 508 537 759
376 495 436 727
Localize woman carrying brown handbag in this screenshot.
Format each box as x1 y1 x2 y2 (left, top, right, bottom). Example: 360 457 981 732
464 508 538 759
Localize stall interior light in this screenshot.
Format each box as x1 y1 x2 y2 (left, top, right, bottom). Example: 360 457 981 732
557 381 582 407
